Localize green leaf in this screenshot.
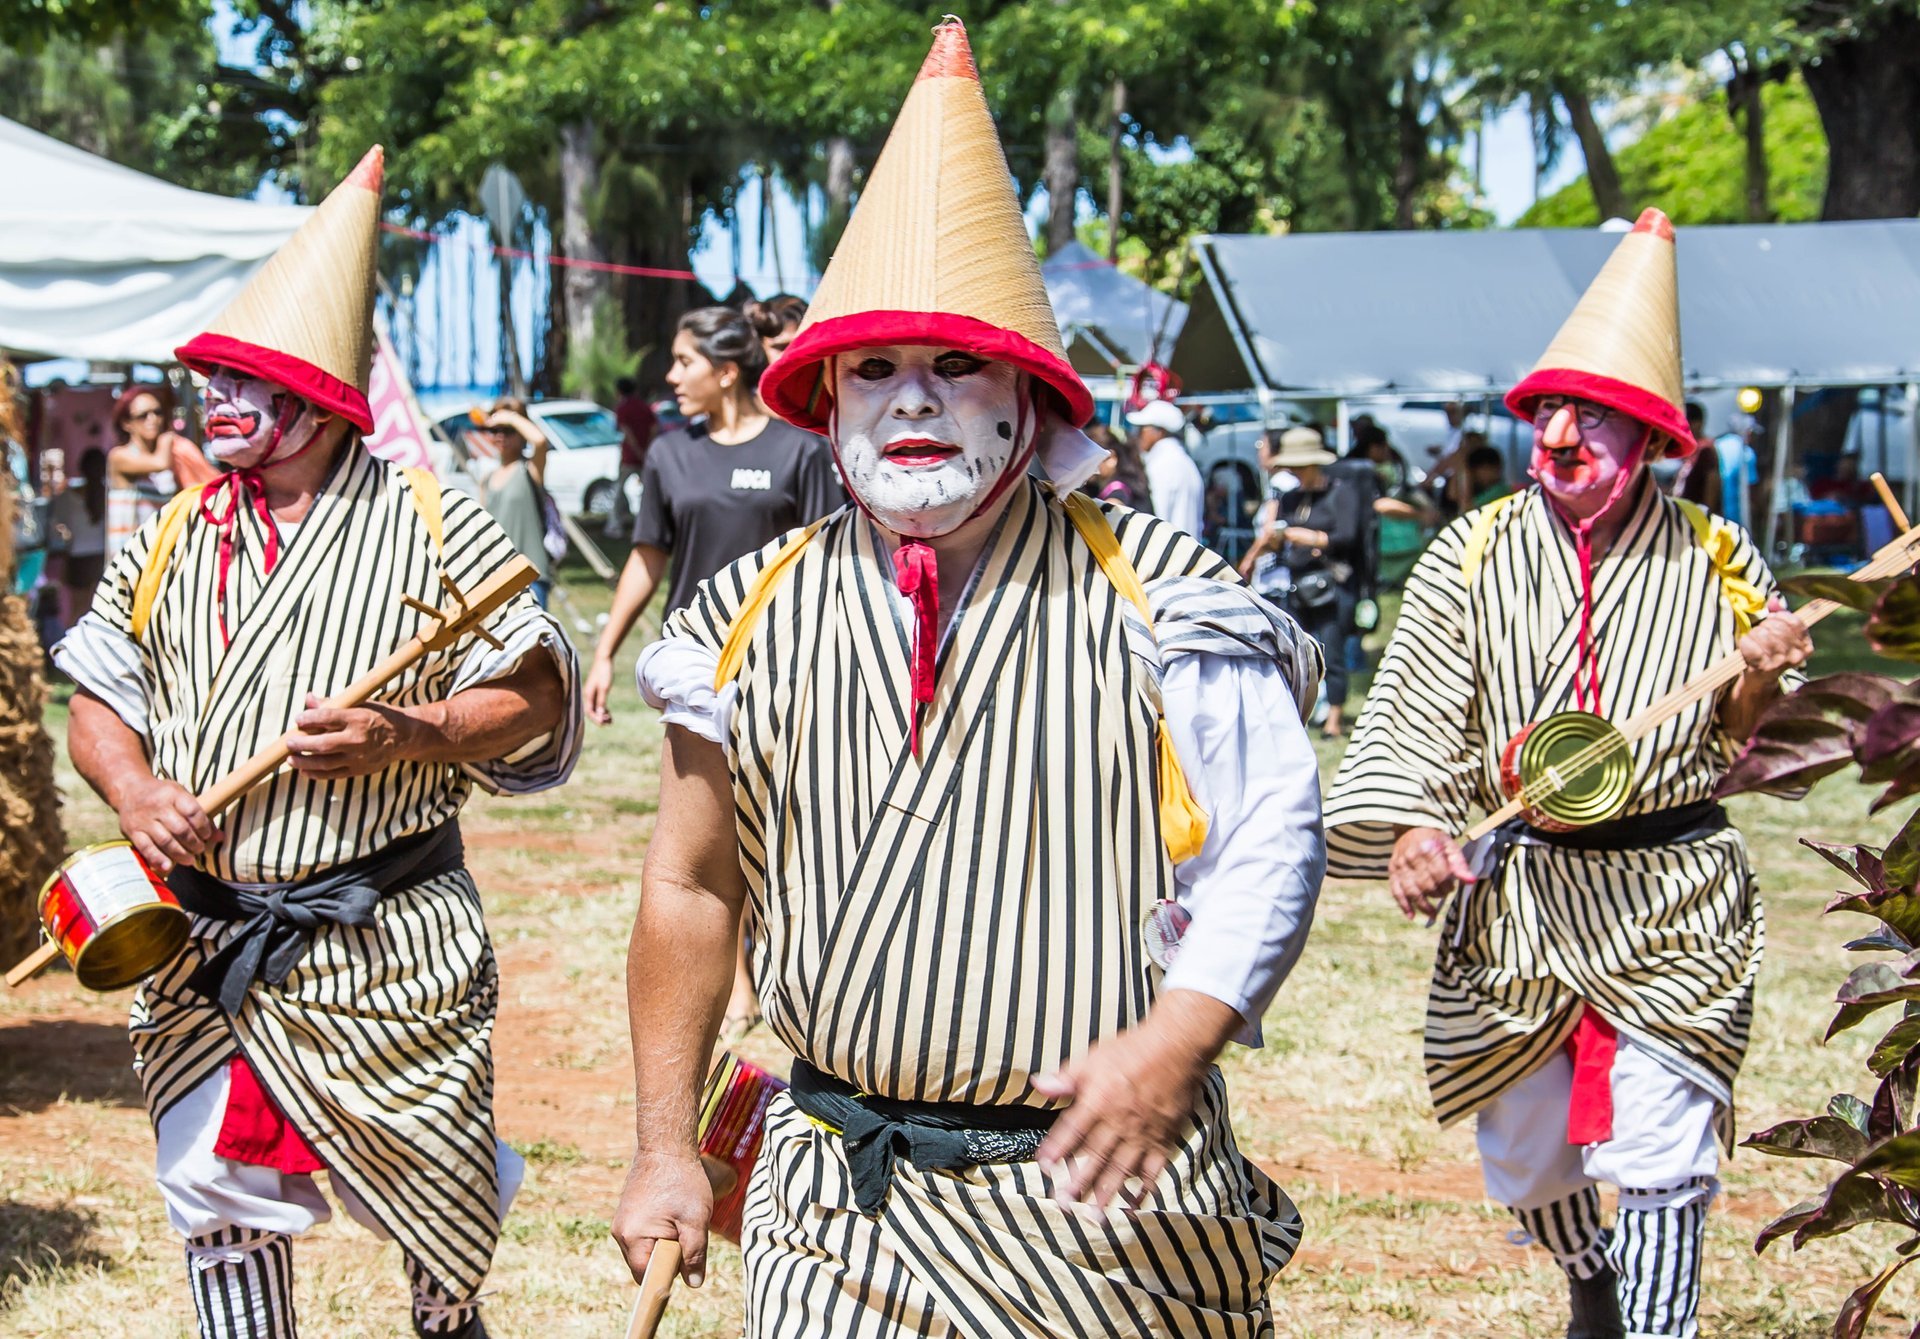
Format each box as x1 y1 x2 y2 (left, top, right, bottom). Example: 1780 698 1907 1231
1871 1017 1920 1078
1790 1172 1918 1248
1869 578 1920 662
1783 571 1891 612
1835 1251 1920 1339
1854 1132 1920 1191
1832 1093 1875 1133
1756 1197 1823 1253
1831 963 1920 1040
1890 810 1920 890
1743 1115 1872 1163
1847 929 1916 955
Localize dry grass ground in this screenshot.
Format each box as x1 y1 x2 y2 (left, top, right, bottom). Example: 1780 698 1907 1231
1 582 1914 1337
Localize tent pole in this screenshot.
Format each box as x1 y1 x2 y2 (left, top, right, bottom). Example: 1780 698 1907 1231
1906 382 1918 523
1763 385 1795 559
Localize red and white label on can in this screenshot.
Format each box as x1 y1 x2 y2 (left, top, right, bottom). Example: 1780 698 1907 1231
62 845 164 927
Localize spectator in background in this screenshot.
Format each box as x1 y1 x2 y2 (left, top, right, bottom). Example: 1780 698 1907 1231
1716 411 1761 530
1083 424 1152 510
587 305 842 1044
475 396 556 608
1236 426 1365 738
1126 398 1204 536
1812 452 1875 508
611 375 657 537
105 385 183 558
1675 401 1723 512
49 447 107 631
746 293 810 362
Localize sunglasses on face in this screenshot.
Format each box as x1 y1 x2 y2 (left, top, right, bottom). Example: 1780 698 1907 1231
131 408 165 422
1533 397 1615 431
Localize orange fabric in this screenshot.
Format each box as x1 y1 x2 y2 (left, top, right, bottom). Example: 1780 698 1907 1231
215 1055 325 1174
1565 1006 1618 1145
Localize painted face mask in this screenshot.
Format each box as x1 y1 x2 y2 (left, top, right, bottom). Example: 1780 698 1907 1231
829 347 1031 539
1528 397 1649 523
203 369 325 470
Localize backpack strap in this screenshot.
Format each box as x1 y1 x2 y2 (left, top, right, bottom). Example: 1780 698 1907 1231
131 464 448 645
1061 493 1210 866
130 485 207 644
712 519 831 691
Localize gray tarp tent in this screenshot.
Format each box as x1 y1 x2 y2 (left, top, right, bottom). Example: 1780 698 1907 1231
1042 241 1187 377
1172 219 1920 543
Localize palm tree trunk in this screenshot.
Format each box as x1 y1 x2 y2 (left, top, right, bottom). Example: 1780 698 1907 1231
1557 84 1631 222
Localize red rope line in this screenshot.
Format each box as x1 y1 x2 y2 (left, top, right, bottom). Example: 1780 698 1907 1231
380 221 700 281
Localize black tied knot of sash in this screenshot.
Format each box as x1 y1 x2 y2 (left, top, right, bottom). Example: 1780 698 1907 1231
168 821 466 1015
786 1059 1057 1217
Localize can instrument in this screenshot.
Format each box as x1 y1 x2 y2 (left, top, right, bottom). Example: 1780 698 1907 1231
5 555 538 990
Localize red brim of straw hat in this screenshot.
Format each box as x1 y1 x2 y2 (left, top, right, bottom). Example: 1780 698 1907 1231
760 311 1096 434
1505 368 1698 458
177 331 375 433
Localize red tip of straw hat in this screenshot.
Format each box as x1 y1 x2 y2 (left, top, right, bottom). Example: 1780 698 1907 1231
1631 207 1674 241
345 145 385 193
917 17 978 82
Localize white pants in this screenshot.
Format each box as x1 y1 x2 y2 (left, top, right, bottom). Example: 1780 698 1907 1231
1476 1030 1719 1211
156 1067 526 1245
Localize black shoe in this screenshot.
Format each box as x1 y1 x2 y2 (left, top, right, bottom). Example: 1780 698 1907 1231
1568 1267 1625 1339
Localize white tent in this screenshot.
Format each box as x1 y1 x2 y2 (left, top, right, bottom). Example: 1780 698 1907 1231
0 116 310 364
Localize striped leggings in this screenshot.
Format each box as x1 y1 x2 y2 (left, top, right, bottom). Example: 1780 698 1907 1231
1513 1182 1711 1338
184 1227 485 1338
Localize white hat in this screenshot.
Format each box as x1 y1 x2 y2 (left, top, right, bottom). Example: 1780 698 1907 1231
1126 400 1186 436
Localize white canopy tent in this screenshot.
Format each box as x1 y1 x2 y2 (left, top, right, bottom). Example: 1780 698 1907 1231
0 116 310 364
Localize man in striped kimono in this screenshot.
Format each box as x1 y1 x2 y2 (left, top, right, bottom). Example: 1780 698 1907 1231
1325 211 1809 1339
612 21 1324 1337
53 149 581 1339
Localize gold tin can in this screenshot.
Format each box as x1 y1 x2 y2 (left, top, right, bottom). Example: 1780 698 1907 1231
1515 712 1633 830
37 841 191 992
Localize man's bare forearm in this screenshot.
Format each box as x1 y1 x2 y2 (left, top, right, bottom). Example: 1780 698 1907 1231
628 728 748 1156
394 653 566 765
68 688 157 808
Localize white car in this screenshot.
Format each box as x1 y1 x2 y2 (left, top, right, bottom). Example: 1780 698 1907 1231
436 398 627 517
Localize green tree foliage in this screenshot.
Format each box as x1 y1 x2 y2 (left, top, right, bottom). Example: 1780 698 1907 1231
1517 77 1827 228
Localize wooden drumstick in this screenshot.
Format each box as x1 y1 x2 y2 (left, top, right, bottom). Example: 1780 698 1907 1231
624 1238 682 1339
5 556 538 988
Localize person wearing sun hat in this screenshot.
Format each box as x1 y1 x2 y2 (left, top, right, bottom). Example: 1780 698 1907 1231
52 147 581 1339
1324 210 1811 1339
612 19 1324 1335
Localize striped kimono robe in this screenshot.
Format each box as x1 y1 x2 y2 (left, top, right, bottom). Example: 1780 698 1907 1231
663 480 1300 1338
1324 484 1785 1135
55 445 581 1305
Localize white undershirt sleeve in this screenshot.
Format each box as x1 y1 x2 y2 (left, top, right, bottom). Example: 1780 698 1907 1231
1158 651 1325 1047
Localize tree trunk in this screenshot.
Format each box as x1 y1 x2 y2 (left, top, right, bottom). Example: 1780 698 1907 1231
1044 86 1078 255
817 133 855 271
558 118 610 371
1557 84 1631 222
1106 79 1125 261
1390 73 1425 229
1726 55 1771 223
1802 6 1920 221
0 462 63 966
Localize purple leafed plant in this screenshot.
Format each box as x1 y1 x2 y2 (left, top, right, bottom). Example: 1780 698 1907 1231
1717 570 1920 1337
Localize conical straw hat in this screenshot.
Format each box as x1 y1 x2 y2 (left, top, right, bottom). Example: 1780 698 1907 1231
177 147 384 432
1505 208 1695 455
761 20 1092 431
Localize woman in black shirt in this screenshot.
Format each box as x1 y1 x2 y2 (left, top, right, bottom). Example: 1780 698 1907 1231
1237 426 1367 737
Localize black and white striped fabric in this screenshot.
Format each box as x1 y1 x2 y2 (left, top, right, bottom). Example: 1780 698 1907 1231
1611 1185 1710 1337
1514 1188 1609 1281
1324 485 1785 1132
54 445 580 1312
664 480 1301 1334
186 1226 296 1339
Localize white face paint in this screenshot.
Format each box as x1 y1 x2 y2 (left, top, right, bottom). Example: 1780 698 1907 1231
203 369 325 469
831 346 1026 539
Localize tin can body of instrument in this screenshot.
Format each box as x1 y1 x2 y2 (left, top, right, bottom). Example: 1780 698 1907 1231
38 842 190 991
1500 714 1633 832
